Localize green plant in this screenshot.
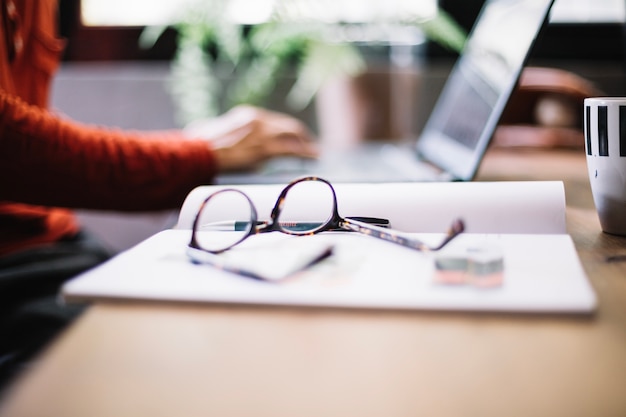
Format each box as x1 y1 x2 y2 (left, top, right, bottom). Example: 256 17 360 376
141 0 467 126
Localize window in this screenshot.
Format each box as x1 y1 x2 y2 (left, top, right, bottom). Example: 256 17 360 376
80 0 439 26
81 0 185 26
551 0 625 23
61 0 625 61
80 0 625 27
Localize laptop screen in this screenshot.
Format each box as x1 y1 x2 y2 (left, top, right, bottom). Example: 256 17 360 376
416 0 555 181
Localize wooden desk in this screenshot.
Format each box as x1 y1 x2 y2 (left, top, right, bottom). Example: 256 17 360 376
2 149 626 417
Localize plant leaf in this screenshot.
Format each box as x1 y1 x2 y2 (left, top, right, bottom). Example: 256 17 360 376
169 42 222 123
228 55 281 107
138 24 169 50
415 9 467 53
287 40 365 111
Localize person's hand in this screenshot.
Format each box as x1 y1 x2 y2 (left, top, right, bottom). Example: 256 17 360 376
184 105 318 172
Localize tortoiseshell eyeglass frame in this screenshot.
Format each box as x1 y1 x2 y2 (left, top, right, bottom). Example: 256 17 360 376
188 176 465 255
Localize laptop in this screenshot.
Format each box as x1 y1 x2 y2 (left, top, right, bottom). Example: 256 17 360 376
217 0 556 185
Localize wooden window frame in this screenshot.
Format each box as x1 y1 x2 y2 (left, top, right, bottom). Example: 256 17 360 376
59 0 177 61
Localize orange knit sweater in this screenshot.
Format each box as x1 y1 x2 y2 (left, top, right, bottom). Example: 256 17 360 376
0 0 218 255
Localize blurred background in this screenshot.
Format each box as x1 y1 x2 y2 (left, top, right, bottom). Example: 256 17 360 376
50 0 626 252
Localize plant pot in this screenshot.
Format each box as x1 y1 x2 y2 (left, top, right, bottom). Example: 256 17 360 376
315 41 426 150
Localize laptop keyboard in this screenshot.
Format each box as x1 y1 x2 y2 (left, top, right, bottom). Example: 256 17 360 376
259 143 444 183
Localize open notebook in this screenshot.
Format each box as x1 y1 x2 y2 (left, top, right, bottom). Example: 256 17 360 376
216 0 556 185
61 181 596 314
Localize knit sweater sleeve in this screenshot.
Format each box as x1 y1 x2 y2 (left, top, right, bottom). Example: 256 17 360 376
0 90 219 211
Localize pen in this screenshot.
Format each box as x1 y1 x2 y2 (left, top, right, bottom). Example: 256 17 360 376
200 220 328 232
200 216 390 231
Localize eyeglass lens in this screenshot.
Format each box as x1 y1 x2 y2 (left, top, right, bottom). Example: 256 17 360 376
194 189 256 252
277 178 335 233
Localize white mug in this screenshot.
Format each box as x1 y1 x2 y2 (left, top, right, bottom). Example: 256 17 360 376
584 97 626 235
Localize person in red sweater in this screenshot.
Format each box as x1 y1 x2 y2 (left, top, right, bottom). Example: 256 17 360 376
0 0 316 388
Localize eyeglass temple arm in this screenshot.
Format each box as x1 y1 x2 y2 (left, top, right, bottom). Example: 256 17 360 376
339 218 465 252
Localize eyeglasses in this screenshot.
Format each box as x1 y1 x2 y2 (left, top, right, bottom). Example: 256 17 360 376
187 177 465 265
